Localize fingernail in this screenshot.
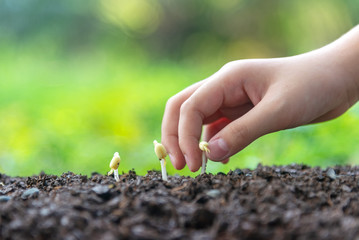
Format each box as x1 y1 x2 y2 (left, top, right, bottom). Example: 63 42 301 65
208 138 229 160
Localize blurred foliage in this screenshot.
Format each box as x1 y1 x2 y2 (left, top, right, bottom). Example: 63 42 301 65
0 0 358 177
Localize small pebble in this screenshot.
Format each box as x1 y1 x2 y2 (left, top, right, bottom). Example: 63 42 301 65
136 178 142 186
342 185 351 192
21 188 40 199
233 169 243 175
326 168 337 180
0 196 11 202
92 185 109 195
206 189 221 198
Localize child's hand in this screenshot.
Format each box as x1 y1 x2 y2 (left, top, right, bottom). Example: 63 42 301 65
161 26 359 172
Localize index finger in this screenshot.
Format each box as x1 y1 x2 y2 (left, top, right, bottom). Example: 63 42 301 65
178 81 226 171
178 65 250 171
161 81 204 170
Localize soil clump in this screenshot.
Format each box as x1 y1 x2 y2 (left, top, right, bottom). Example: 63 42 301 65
1 164 359 239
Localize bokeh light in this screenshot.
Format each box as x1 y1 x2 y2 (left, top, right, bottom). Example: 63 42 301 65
0 0 358 177
100 0 163 36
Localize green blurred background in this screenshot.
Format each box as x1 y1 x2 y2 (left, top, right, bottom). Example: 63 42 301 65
0 0 358 177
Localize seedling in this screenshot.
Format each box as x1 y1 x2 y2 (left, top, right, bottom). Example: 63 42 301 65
108 152 121 182
199 141 210 174
153 140 168 181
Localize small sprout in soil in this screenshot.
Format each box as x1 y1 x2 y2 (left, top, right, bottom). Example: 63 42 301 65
199 141 210 174
108 152 121 182
153 140 168 181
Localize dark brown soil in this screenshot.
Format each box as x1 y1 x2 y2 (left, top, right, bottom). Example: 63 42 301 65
1 164 359 240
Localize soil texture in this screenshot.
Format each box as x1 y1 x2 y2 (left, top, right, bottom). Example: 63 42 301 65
2 164 359 240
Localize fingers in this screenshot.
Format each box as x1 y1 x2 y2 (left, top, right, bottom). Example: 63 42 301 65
161 81 204 170
203 118 232 142
222 159 229 164
162 60 273 171
202 103 254 165
203 118 232 164
207 96 283 161
203 102 254 125
177 80 228 171
177 71 251 171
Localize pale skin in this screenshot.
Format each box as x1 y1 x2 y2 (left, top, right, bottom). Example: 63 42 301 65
161 25 359 172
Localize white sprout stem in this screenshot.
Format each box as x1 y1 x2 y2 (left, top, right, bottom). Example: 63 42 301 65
114 169 120 182
160 159 168 181
201 151 207 174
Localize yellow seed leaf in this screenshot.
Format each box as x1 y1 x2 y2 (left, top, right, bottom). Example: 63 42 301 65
153 140 167 160
199 141 210 153
109 152 121 170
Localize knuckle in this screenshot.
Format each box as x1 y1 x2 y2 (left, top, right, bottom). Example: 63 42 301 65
165 95 181 111
220 60 253 77
165 95 178 109
179 99 193 115
221 61 237 71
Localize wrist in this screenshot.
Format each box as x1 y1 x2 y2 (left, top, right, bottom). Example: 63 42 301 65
324 26 359 104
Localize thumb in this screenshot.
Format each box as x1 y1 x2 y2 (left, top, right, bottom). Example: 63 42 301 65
207 97 284 161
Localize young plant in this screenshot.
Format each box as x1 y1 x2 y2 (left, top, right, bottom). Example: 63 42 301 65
108 152 121 182
199 141 210 174
153 140 168 181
